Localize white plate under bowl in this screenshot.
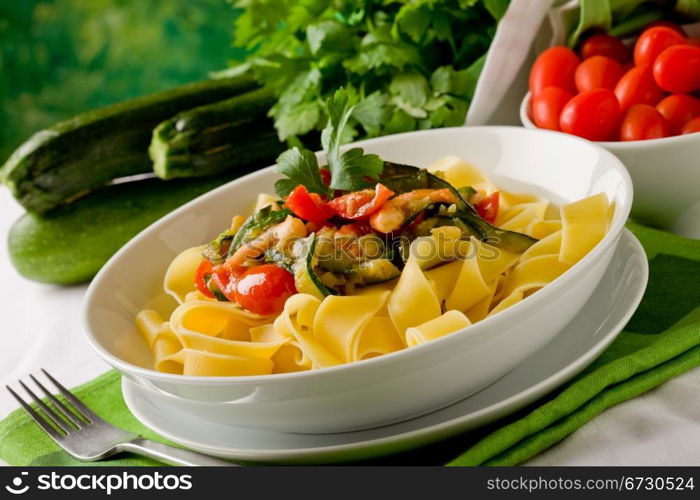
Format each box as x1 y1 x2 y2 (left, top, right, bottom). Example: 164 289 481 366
121 229 647 464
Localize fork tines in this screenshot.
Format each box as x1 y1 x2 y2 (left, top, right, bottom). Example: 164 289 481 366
6 369 95 441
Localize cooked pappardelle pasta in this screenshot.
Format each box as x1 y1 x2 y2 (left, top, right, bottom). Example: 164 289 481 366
136 156 613 376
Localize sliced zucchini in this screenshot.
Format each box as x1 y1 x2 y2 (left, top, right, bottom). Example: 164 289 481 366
380 163 538 253
355 259 400 285
202 230 235 263
263 247 294 273
228 205 291 256
316 233 387 275
291 234 337 299
453 209 537 253
457 185 477 200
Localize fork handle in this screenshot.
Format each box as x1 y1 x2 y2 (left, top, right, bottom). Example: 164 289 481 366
118 438 237 466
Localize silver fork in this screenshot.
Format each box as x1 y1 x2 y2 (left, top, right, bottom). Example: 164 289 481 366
7 369 234 466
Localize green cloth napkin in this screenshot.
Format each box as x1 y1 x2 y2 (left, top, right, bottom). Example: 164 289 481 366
2 223 700 466
447 222 700 465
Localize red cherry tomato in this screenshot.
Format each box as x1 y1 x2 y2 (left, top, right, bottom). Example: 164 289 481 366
653 45 700 93
644 20 686 37
285 185 334 223
232 264 296 316
614 65 664 111
209 266 236 300
194 260 216 298
578 33 630 63
575 55 624 92
681 115 700 134
656 94 700 134
559 89 621 141
686 38 700 48
529 46 580 96
531 86 573 131
633 26 686 67
618 104 669 141
327 183 394 220
475 192 500 224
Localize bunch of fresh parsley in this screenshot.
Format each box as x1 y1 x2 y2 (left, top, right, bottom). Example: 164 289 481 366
230 0 508 143
274 89 383 197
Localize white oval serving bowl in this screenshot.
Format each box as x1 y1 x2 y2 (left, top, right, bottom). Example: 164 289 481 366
83 126 632 434
521 91 700 237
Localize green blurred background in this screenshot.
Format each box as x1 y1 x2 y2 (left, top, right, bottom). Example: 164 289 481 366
0 0 242 162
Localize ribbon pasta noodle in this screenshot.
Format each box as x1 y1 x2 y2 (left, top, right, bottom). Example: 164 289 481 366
136 157 612 376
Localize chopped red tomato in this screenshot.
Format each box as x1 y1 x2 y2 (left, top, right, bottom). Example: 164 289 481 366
285 185 334 223
194 260 215 299
327 183 394 220
475 192 500 224
232 264 297 316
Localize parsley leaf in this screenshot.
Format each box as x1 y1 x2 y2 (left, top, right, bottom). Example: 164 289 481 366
328 147 384 191
233 0 500 155
273 147 327 197
322 90 383 191
274 100 322 141
306 20 352 56
389 72 430 108
352 91 389 136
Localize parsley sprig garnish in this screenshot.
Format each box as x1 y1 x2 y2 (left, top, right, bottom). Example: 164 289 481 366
274 89 383 198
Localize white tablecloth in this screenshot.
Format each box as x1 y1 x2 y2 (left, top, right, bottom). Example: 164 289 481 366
1 188 699 465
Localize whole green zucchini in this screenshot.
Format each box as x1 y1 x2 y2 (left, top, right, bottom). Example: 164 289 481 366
8 173 242 285
150 87 283 180
2 75 259 214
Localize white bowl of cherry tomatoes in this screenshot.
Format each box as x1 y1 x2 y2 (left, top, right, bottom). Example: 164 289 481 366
521 21 700 237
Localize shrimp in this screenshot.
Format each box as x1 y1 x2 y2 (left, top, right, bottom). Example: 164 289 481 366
369 188 457 233
225 215 307 268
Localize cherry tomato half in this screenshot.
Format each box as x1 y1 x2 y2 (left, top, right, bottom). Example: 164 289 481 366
531 86 573 131
681 116 700 134
232 264 296 316
618 104 669 141
327 183 394 220
559 89 621 141
210 266 236 301
656 94 700 134
575 55 624 92
614 65 664 111
529 46 580 96
194 260 216 299
633 26 686 67
644 20 686 37
653 45 700 93
475 192 500 224
285 185 334 223
579 33 629 63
